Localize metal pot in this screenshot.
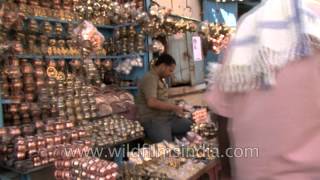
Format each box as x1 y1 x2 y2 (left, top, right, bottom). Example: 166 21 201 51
43 21 52 34
48 59 57 67
47 78 57 87
29 19 39 33
34 67 46 77
44 133 54 145
25 93 35 101
33 59 45 66
11 95 23 104
9 104 19 113
23 75 35 85
8 67 21 79
55 122 65 131
35 120 44 129
19 102 29 113
54 134 62 144
21 63 33 75
70 59 82 69
22 124 34 135
71 131 79 141
24 85 36 92
9 126 21 136
12 79 23 91
40 0 51 8
36 78 45 87
55 23 63 35
57 59 66 68
0 128 7 136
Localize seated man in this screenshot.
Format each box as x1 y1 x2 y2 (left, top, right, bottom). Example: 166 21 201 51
136 53 192 143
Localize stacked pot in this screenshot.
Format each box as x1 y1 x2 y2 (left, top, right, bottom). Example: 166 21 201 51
7 58 24 125
0 121 91 170
1 59 49 125
33 59 49 120
83 115 144 147
191 122 217 140
83 59 105 88
54 143 118 180
105 26 145 55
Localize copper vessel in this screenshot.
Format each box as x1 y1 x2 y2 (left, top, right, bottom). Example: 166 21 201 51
19 102 29 113
43 21 52 34
22 64 34 74
22 124 34 135
29 19 39 32
34 67 46 77
33 59 44 66
48 59 57 67
9 105 19 113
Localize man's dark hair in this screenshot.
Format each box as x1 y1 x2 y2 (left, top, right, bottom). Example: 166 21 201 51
154 53 176 67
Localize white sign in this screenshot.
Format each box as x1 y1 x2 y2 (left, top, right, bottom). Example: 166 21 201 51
220 8 237 27
192 36 203 61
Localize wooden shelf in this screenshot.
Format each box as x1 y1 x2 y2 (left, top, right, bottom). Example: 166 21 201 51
16 53 146 60
120 86 138 90
27 16 136 30
169 14 201 23
27 16 73 24
1 99 21 105
16 54 44 59
0 162 53 175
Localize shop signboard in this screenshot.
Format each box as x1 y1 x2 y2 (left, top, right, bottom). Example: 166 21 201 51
192 36 203 62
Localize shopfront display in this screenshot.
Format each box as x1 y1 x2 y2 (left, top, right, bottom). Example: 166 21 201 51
54 143 119 180
123 137 218 180
0 0 147 174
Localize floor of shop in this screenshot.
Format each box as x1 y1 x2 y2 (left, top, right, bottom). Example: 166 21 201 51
0 166 55 180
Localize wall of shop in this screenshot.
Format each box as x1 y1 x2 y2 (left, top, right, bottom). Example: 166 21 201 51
154 0 204 86
153 0 238 86
153 0 201 20
164 1 240 99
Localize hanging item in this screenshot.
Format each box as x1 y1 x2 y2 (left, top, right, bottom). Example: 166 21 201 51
208 23 233 54
73 0 147 25
199 22 234 54
151 40 165 54
72 20 105 58
115 56 144 75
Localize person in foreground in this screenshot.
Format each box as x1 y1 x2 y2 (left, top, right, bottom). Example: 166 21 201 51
136 53 192 143
205 0 320 179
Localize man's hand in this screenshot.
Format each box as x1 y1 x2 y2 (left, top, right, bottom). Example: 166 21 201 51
147 97 185 115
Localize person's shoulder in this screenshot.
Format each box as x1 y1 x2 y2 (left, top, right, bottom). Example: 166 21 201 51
143 71 158 81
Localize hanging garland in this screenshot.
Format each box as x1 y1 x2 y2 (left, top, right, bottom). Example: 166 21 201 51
199 22 234 54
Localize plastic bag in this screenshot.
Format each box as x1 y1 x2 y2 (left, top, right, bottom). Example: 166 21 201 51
73 20 105 58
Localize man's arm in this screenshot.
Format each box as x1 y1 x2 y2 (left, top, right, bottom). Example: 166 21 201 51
147 97 184 115
142 75 184 115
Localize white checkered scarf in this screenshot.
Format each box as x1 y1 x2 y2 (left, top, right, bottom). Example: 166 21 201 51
207 0 320 92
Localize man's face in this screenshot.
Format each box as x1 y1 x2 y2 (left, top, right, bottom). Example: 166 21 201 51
160 64 176 78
